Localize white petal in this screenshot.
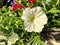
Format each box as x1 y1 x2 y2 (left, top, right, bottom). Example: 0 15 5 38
8 34 19 44
23 8 30 15
34 25 44 32
0 35 6 39
0 42 5 45
35 11 43 18
24 20 31 28
8 41 11 45
28 24 34 32
37 26 44 32
30 7 37 15
35 7 42 15
24 20 33 32
25 22 35 32
35 14 48 26
34 23 44 32
21 8 30 20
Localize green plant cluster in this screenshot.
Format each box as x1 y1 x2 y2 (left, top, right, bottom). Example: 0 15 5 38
0 6 24 36
0 6 44 45
42 0 60 27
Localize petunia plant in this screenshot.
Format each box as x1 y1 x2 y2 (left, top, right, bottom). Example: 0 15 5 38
0 0 60 45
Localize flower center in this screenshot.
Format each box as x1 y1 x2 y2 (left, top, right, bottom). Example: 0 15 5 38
30 15 35 22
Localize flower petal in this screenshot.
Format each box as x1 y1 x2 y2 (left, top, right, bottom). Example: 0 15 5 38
35 11 43 17
25 24 33 32
35 7 42 15
35 14 48 26
8 34 19 45
30 7 37 15
34 22 44 32
24 20 33 32
21 8 31 20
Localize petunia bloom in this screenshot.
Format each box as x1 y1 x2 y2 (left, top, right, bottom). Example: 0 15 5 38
7 34 19 45
12 4 24 12
21 6 48 32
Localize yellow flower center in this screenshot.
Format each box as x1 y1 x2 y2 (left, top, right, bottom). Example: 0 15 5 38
12 40 16 43
30 16 35 22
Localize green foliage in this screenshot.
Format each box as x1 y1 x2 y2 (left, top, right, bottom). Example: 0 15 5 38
0 6 24 36
0 0 60 45
41 0 60 27
48 8 60 13
52 0 59 6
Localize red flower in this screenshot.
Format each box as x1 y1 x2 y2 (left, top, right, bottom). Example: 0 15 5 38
29 0 36 4
18 4 24 8
12 4 24 12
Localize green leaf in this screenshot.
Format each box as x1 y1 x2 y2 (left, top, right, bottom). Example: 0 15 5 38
34 36 44 45
1 6 7 12
48 9 60 13
52 0 59 6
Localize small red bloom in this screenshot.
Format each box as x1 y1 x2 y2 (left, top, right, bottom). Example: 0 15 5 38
12 4 24 12
29 0 36 4
12 4 18 12
18 4 24 9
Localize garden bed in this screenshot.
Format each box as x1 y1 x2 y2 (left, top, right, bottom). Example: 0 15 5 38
0 0 60 45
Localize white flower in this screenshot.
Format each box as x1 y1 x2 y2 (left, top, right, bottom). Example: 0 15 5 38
0 35 6 40
7 34 19 45
21 6 48 32
0 42 5 45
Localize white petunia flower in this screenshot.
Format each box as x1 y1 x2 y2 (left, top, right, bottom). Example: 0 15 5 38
0 35 6 40
21 6 48 32
0 42 5 45
7 34 19 45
